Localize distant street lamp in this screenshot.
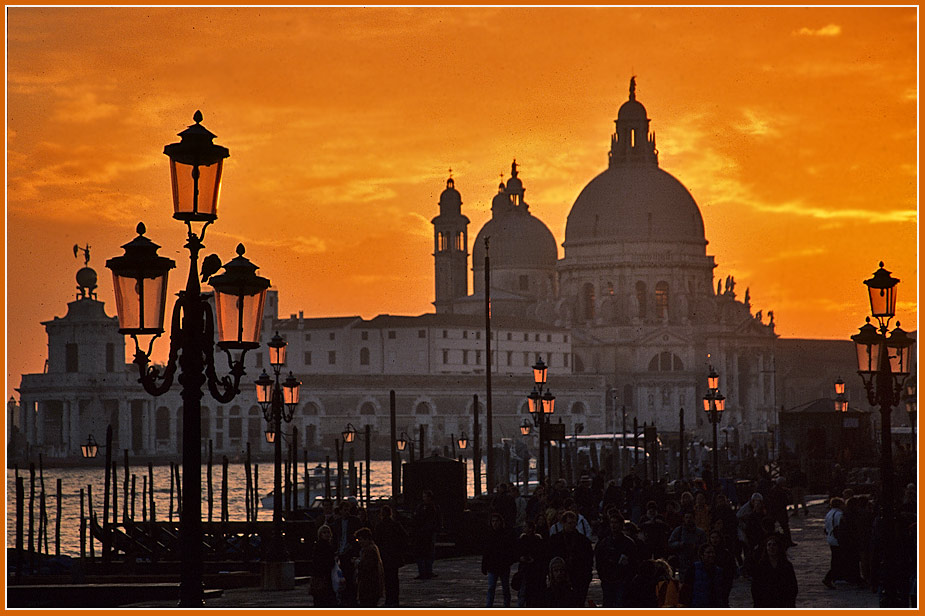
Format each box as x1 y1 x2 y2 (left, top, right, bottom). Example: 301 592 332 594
851 261 913 607
255 331 301 588
396 431 411 452
527 357 556 484
80 434 99 459
105 112 269 607
457 432 469 450
520 419 532 436
834 377 849 413
702 366 726 495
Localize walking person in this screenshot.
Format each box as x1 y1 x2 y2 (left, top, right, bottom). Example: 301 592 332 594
823 497 846 588
751 534 798 607
514 518 547 607
481 512 518 607
594 510 639 607
309 524 338 607
412 489 441 580
668 510 708 575
680 543 726 607
542 556 582 607
354 528 385 607
546 510 594 606
372 505 408 607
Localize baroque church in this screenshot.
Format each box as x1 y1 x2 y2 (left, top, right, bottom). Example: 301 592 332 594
13 80 865 468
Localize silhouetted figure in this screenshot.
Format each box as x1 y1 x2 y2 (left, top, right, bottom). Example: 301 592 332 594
751 534 798 607
372 505 407 607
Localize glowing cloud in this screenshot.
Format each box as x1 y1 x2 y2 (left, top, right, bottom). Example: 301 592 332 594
794 24 842 36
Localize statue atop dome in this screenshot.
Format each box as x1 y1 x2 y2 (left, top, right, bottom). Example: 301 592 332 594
629 75 636 101
73 243 97 300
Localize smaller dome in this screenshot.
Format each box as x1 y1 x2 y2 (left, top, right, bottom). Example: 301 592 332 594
492 188 509 213
439 178 461 207
618 98 647 120
473 211 557 270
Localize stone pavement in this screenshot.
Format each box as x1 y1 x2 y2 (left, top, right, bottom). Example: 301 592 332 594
127 499 882 609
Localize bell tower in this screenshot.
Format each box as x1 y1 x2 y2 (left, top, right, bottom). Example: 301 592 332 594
432 175 470 313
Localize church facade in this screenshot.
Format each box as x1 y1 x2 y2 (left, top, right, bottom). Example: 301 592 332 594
13 80 874 468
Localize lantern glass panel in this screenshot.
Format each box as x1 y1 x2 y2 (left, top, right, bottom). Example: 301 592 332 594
542 394 555 415
396 438 407 451
214 288 267 348
256 381 272 405
527 392 539 415
111 272 170 334
834 380 846 395
265 430 276 443
867 284 897 320
707 372 719 390
703 396 711 412
855 340 880 375
343 429 356 443
283 381 300 406
533 364 547 387
888 344 912 377
169 159 223 221
835 399 848 412
269 344 286 367
715 396 726 412
457 436 468 449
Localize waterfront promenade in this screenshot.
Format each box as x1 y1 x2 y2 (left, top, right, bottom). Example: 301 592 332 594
127 499 882 608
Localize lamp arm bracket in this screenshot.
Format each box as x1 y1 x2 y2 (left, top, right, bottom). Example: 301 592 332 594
185 219 214 245
134 301 182 396
202 302 244 404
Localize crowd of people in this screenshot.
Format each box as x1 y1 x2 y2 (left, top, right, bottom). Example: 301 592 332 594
306 467 916 608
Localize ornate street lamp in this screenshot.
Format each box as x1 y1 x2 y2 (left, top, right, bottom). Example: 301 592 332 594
850 262 913 607
703 365 725 494
396 431 410 452
255 333 301 585
342 423 357 444
528 358 555 484
80 434 99 459
105 112 269 607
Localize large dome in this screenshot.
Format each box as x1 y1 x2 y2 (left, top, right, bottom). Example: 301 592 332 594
564 164 705 247
473 211 557 269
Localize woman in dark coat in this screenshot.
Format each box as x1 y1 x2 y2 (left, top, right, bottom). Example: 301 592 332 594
372 505 408 607
514 519 547 607
354 528 385 607
310 524 338 607
751 534 798 607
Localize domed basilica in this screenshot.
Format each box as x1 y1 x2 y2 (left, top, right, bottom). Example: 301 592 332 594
435 78 778 443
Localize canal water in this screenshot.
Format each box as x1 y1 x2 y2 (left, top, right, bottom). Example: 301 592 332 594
6 459 487 557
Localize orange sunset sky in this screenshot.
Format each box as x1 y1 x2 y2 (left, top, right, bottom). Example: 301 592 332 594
5 7 918 397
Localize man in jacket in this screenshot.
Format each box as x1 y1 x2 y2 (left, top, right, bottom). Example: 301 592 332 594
823 497 845 588
547 510 594 606
668 510 708 576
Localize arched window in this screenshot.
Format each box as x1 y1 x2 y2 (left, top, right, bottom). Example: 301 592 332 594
360 402 376 415
582 283 596 320
228 406 242 440
648 352 685 372
635 281 647 318
570 401 587 415
520 401 531 415
248 406 262 444
303 402 320 416
655 281 669 318
415 402 431 415
359 347 370 366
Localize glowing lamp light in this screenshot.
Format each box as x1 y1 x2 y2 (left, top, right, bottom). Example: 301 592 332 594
265 429 276 444
532 357 548 388
163 111 230 222
863 261 900 322
457 432 469 450
707 366 719 391
343 423 357 444
268 332 287 368
396 433 408 451
886 325 914 378
105 223 176 335
851 319 884 381
527 388 541 415
255 370 273 408
834 378 846 396
81 434 99 459
207 244 270 351
520 420 532 436
542 390 556 415
282 372 301 406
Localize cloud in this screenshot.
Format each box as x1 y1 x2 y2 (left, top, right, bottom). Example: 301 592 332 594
750 199 916 223
793 24 842 37
212 230 328 255
736 109 780 138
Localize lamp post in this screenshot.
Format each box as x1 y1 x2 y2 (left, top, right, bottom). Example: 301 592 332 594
105 112 270 607
851 262 913 607
255 332 301 588
342 423 371 506
527 358 556 485
702 366 726 496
